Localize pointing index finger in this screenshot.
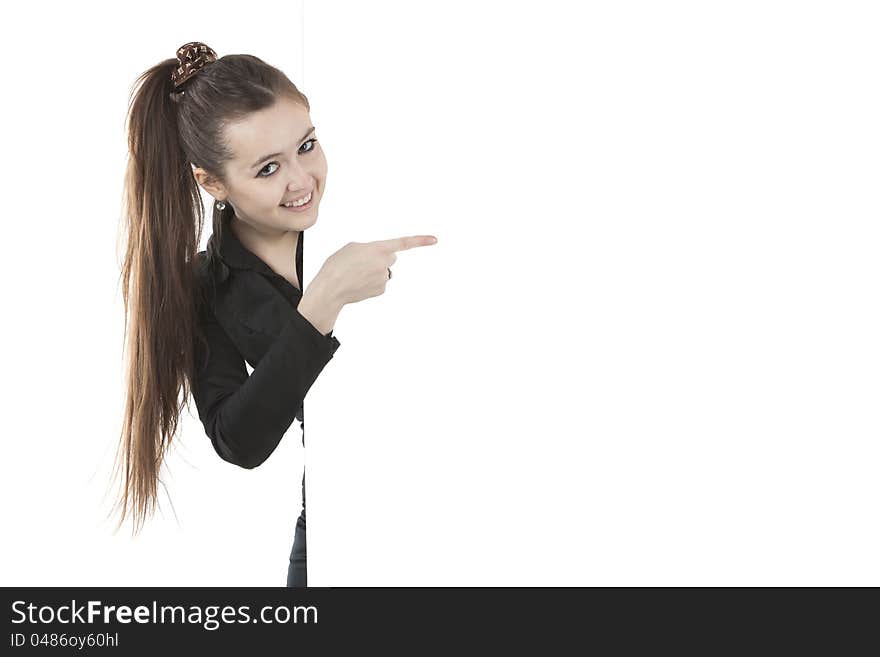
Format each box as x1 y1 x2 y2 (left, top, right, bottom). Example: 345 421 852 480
379 235 438 252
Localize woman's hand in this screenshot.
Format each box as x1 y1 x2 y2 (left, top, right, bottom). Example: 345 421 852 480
317 235 438 306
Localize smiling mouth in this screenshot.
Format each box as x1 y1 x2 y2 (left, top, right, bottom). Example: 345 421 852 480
279 190 314 210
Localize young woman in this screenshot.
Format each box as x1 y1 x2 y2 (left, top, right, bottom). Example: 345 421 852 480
111 42 437 586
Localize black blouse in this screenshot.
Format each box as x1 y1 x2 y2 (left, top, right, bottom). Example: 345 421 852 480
190 211 341 468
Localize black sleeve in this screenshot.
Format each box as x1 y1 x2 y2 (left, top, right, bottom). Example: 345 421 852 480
191 299 340 469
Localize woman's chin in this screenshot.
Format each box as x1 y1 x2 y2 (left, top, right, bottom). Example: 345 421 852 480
282 207 318 229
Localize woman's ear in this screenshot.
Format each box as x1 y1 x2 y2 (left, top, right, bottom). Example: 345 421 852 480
192 165 226 199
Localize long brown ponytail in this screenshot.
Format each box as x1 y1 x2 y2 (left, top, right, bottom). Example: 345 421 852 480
110 44 310 535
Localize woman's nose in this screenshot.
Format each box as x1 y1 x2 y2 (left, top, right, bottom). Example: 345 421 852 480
287 165 312 191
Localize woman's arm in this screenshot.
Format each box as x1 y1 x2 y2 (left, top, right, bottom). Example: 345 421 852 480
191 301 340 469
297 275 344 336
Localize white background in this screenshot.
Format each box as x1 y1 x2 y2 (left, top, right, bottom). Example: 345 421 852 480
0 0 878 586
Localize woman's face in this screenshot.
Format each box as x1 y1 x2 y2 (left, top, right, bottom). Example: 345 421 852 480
202 96 327 234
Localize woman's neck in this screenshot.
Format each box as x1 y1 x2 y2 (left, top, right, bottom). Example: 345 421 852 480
230 215 300 290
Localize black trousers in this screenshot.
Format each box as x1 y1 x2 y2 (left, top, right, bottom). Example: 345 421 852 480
287 470 307 587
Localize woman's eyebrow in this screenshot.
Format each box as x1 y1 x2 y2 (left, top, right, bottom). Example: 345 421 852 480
250 126 316 168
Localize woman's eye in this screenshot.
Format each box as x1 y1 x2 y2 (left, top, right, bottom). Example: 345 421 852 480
257 139 319 178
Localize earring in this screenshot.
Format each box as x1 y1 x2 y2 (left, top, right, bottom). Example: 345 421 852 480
216 199 226 210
